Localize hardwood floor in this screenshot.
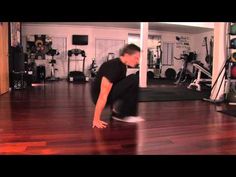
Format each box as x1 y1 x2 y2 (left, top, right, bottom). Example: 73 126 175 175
1 80 236 155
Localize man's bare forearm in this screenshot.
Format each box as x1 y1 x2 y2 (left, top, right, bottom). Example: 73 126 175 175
93 95 107 121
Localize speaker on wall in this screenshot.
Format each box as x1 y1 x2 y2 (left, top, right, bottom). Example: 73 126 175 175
72 35 88 45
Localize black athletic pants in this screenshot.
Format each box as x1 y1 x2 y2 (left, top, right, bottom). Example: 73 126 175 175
91 74 139 117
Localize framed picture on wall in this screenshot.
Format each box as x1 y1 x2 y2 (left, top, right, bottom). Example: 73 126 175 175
10 22 21 47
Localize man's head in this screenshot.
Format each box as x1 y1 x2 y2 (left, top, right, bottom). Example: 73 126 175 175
120 44 140 68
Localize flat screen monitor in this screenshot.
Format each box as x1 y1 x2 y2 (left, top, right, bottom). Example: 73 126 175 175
72 35 88 45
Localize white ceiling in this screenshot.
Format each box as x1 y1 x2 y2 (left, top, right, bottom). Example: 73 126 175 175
23 22 214 34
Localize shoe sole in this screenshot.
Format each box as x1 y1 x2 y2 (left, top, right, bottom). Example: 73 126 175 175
112 116 144 123
112 116 128 122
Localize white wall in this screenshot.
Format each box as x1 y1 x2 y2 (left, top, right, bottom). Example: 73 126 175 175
159 31 194 77
22 23 197 79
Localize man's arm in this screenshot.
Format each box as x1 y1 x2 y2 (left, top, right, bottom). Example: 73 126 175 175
92 76 113 128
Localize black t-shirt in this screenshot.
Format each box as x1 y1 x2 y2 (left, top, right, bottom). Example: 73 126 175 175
91 58 127 98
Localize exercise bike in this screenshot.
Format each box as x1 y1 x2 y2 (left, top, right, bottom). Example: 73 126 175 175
174 52 196 85
46 49 60 81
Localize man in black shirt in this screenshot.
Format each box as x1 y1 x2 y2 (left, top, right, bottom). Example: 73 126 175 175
91 44 144 129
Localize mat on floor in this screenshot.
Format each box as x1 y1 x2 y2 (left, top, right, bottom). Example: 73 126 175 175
218 110 236 117
139 86 211 102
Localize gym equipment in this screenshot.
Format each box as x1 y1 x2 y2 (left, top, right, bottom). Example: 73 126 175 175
230 38 236 49
231 64 236 79
203 36 214 72
204 37 213 66
174 52 196 85
165 68 176 80
226 89 236 105
107 53 115 61
23 54 34 86
188 61 212 91
148 48 154 68
89 58 98 78
12 72 27 90
203 58 232 103
68 49 87 83
231 52 236 62
230 23 236 35
147 71 154 79
148 46 162 78
36 65 46 82
135 70 154 80
68 71 86 82
9 46 28 89
46 49 60 81
226 23 236 105
155 46 162 78
204 23 236 104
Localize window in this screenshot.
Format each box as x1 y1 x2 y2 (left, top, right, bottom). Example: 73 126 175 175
128 34 162 68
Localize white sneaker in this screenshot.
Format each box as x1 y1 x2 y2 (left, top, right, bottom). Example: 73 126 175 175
112 116 145 123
